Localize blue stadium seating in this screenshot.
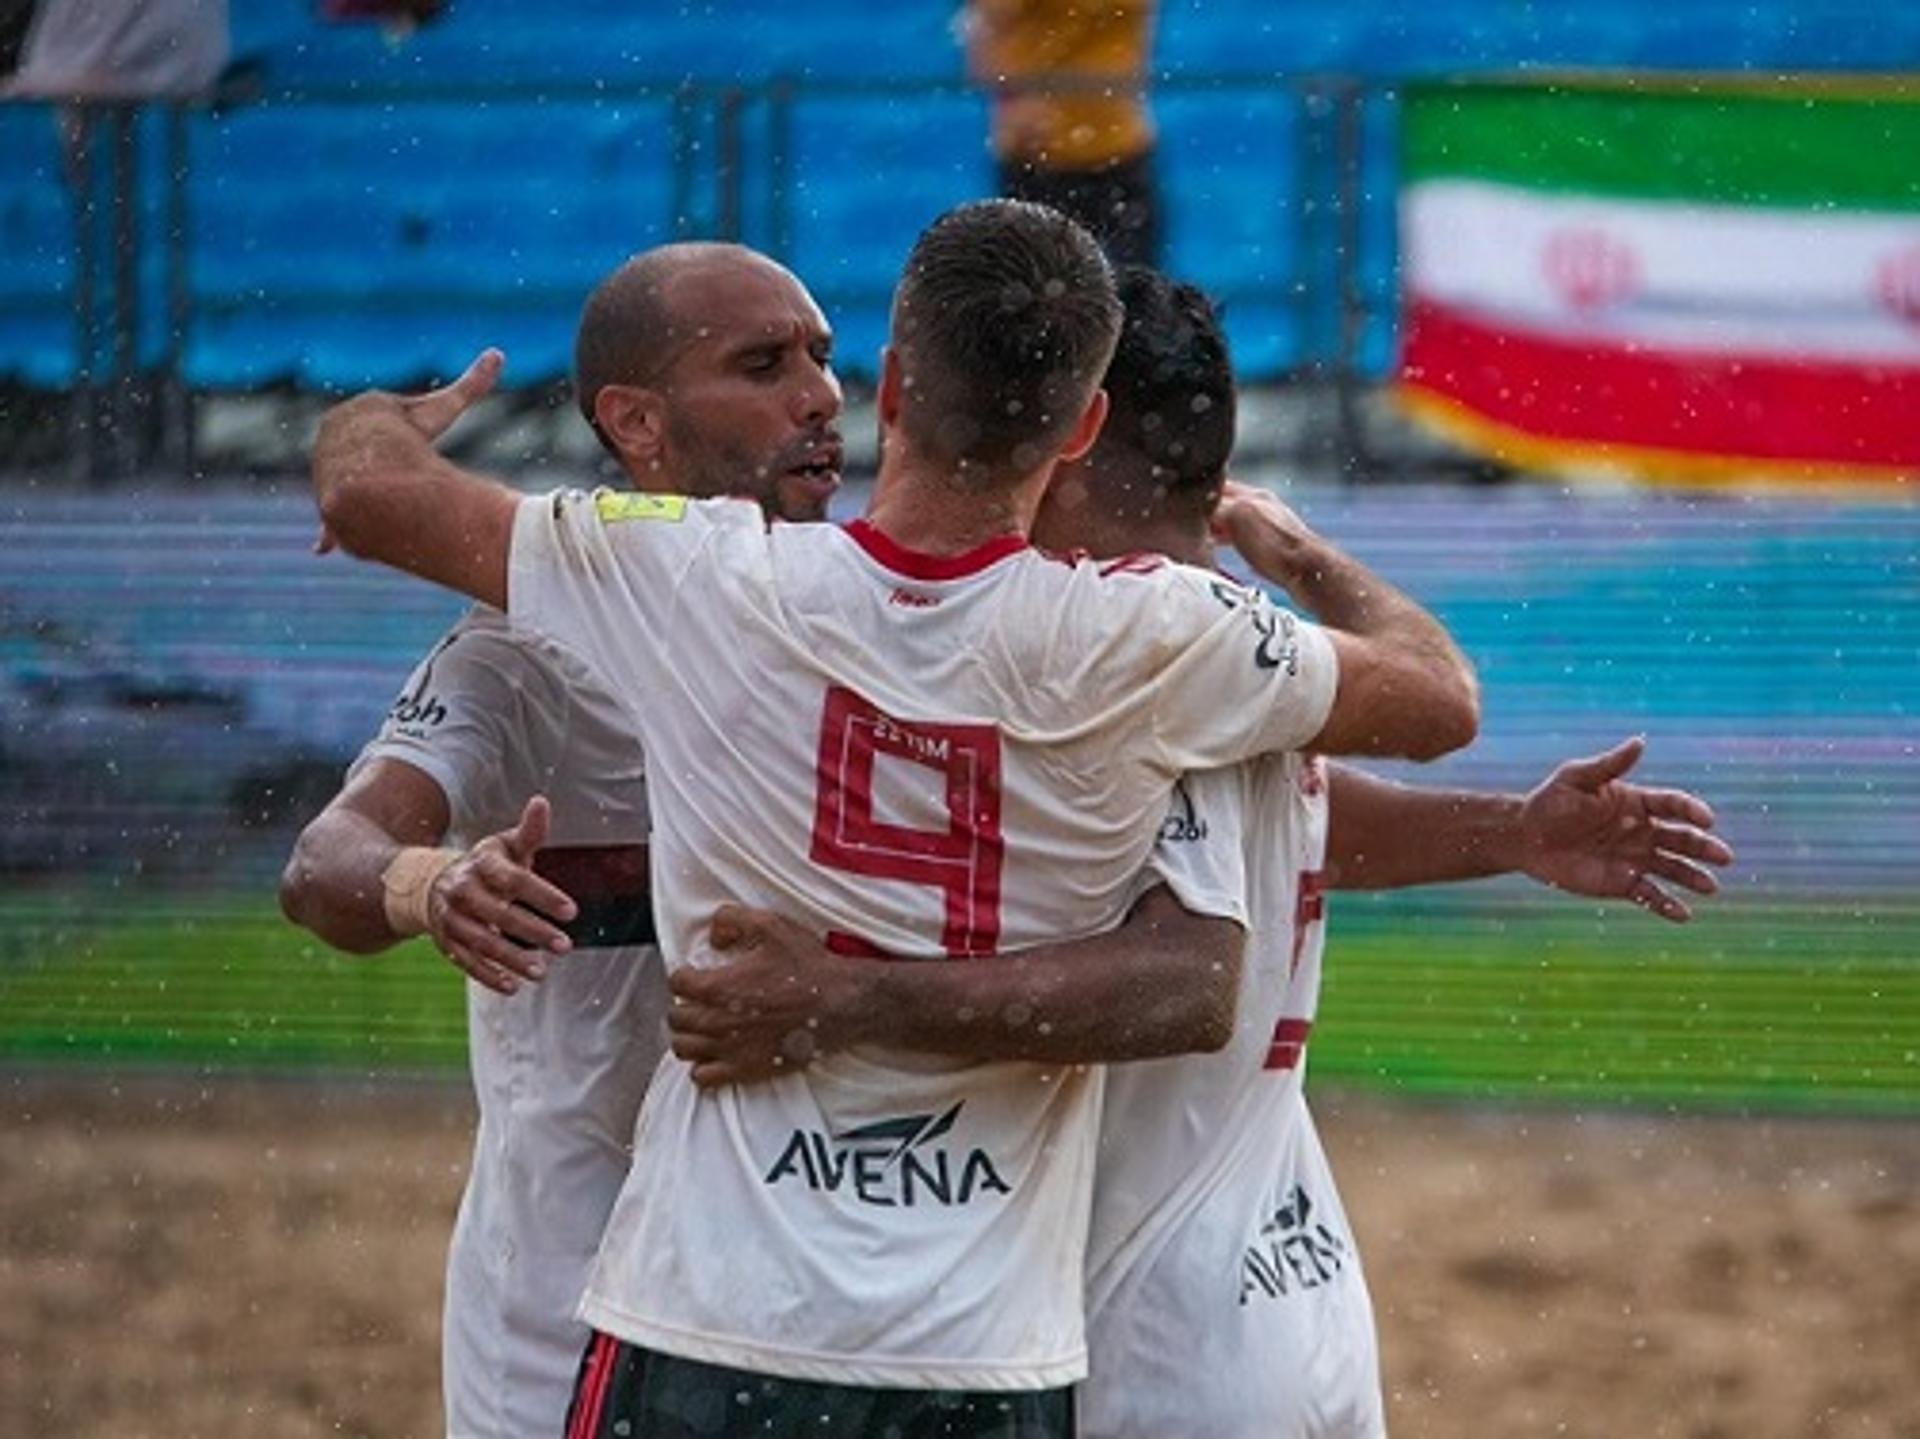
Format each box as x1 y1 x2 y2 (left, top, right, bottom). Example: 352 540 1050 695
0 108 70 312
5 0 1918 388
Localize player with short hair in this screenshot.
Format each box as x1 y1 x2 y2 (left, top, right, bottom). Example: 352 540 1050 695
664 266 1732 1437
308 199 1479 1437
279 241 844 1439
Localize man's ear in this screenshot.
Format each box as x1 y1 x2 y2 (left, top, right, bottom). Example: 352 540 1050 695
1057 387 1110 464
593 384 667 466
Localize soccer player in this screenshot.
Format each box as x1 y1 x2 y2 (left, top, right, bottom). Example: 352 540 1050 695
278 242 845 1439
308 200 1479 1436
663 267 1734 1438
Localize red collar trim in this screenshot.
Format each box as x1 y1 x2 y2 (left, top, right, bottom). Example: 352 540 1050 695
842 519 1029 581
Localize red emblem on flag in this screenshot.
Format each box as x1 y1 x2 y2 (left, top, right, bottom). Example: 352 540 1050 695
1542 227 1639 313
1876 245 1920 328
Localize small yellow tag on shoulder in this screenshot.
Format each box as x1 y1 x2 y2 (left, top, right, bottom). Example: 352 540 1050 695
595 491 688 524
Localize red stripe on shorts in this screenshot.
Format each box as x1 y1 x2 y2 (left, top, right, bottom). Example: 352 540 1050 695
568 1331 616 1439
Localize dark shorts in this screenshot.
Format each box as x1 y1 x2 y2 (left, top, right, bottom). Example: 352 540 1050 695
565 1332 1075 1439
998 148 1161 268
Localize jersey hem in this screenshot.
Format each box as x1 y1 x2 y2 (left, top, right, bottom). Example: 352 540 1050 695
350 742 472 837
577 1299 1087 1392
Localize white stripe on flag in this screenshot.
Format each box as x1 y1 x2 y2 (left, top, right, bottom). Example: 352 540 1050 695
1404 180 1920 363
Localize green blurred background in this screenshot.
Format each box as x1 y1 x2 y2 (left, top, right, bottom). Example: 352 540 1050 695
2 484 1914 1114
4 892 1915 1112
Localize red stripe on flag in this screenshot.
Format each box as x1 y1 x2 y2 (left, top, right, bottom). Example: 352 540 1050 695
1265 1018 1313 1072
1400 299 1920 467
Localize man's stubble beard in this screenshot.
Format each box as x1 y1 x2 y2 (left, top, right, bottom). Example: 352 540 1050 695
664 406 837 523
665 414 781 514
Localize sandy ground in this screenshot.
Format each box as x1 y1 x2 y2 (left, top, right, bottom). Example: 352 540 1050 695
2 1074 1916 1439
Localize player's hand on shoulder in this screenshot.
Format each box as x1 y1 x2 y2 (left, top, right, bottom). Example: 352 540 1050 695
1210 478 1317 580
669 905 866 1088
1519 736 1735 922
427 795 579 993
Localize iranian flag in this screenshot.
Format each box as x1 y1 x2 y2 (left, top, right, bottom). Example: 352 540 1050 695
1397 79 1920 491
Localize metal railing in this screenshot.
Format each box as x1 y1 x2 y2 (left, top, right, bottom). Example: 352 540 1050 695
2 73 1395 482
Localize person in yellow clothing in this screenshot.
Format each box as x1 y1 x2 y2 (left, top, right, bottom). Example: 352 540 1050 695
967 0 1160 264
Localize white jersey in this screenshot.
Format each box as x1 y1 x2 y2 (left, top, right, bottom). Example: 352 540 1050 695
506 490 1340 1391
351 607 669 1439
1081 756 1384 1438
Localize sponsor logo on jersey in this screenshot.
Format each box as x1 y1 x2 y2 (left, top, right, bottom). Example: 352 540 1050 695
1238 1183 1350 1305
1208 580 1300 674
1246 603 1299 673
385 635 455 738
594 490 688 524
1158 780 1208 843
762 1101 1012 1208
387 687 447 737
1208 578 1255 610
888 587 940 608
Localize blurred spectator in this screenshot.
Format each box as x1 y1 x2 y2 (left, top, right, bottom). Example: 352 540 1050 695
1 1 35 81
2 0 228 100
966 0 1161 265
5 0 231 482
319 0 447 37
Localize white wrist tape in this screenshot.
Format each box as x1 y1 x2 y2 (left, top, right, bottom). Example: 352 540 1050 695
381 846 460 937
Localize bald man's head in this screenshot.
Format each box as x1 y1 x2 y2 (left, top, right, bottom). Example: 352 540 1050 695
574 242 770 428
569 243 844 519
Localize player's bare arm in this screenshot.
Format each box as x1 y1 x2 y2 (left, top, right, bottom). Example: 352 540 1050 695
312 349 521 609
1326 736 1734 922
281 762 579 993
280 757 451 953
1213 480 1479 760
667 887 1244 1088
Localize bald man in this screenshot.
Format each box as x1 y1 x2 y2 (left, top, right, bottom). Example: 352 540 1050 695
279 243 844 1439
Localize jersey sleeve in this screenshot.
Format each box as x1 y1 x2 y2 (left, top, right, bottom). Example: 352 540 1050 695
1134 767 1251 927
506 487 744 700
1146 566 1339 773
348 619 571 842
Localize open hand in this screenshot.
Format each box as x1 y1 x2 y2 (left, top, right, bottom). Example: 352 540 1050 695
428 794 578 993
1520 737 1734 922
668 905 867 1087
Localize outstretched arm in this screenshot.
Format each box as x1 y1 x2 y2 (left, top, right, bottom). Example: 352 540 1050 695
666 886 1245 1088
1326 736 1734 922
311 349 520 607
280 761 578 994
1213 481 1479 761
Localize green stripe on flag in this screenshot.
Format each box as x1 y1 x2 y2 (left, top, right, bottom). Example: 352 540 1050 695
1405 82 1920 213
